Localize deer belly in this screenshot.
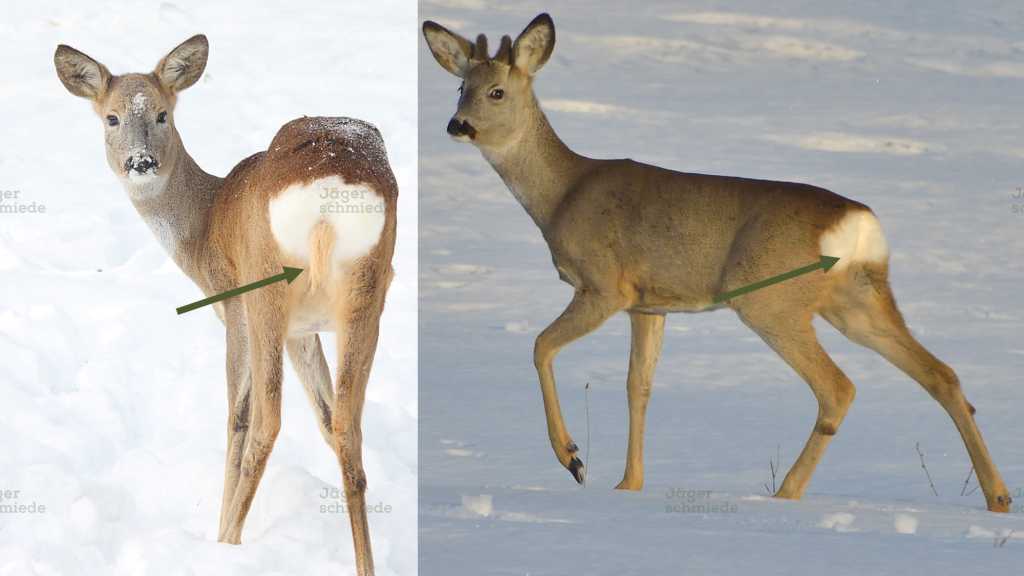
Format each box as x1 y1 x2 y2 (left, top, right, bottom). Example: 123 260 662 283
268 175 386 267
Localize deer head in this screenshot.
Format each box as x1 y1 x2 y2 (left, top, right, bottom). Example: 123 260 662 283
55 35 208 197
423 14 555 151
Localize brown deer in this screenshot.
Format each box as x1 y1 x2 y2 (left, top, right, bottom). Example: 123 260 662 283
55 34 396 572
422 13 1011 512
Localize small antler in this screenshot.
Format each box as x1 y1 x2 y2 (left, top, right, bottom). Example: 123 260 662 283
495 35 513 65
472 34 489 62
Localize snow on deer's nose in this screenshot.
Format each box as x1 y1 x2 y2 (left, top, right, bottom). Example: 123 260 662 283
124 151 159 179
122 92 160 179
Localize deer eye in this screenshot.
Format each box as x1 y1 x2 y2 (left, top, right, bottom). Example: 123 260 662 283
156 111 167 124
106 115 119 127
488 88 504 100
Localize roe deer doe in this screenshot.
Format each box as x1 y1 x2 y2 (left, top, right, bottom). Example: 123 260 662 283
56 34 396 573
422 13 1011 512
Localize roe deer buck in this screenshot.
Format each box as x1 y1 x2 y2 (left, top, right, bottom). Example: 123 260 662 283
422 13 1012 512
55 35 396 572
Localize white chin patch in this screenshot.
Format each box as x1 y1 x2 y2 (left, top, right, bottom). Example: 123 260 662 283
126 170 158 183
449 133 472 143
819 209 890 271
268 175 386 264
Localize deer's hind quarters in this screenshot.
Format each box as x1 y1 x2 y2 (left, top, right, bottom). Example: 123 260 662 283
56 32 396 575
422 12 1012 515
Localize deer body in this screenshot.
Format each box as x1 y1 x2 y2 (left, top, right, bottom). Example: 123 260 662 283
486 123 882 311
57 36 393 574
424 14 1011 512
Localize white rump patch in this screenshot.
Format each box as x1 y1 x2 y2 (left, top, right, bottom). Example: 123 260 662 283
268 175 386 264
819 210 889 271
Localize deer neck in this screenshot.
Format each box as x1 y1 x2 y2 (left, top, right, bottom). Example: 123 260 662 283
122 130 222 274
479 97 590 231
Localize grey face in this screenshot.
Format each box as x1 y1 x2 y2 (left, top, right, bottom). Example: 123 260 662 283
424 15 557 150
448 60 528 149
101 75 176 184
55 34 209 192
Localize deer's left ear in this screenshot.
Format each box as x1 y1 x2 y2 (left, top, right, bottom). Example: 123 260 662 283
155 34 208 93
513 13 555 75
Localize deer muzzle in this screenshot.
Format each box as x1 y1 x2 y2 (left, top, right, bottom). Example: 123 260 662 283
124 152 160 177
446 118 477 140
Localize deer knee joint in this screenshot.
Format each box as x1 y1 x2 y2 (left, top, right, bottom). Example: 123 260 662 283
332 425 362 455
638 381 653 399
232 412 250 433
837 379 857 408
343 465 368 495
252 413 282 447
816 382 854 436
533 335 553 370
928 363 965 405
815 420 840 436
231 391 251 432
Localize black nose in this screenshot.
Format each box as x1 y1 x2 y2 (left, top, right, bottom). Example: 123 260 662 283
124 154 159 174
446 118 476 139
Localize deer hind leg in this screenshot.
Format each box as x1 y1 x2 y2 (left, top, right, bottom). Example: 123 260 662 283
535 290 625 484
330 269 389 576
219 284 288 544
738 307 856 500
220 372 251 536
286 334 335 447
615 311 666 491
820 264 1011 512
219 301 251 536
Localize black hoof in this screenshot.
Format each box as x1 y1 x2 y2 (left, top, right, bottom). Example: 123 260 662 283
568 456 585 484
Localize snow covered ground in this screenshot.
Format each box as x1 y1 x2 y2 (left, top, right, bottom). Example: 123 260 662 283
419 1 1024 574
1 1 416 574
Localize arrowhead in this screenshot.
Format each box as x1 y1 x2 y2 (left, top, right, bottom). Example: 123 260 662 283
820 255 840 272
283 266 304 284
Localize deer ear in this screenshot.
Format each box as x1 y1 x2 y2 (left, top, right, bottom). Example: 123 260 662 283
155 34 208 93
54 44 110 100
423 21 473 78
513 13 555 75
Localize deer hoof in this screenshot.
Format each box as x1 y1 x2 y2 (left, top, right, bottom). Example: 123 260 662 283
568 456 585 484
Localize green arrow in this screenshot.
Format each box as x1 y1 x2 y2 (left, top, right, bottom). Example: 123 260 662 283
713 256 839 304
176 267 304 315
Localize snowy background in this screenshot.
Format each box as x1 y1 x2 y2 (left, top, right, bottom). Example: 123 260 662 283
419 1 1024 574
1 1 416 574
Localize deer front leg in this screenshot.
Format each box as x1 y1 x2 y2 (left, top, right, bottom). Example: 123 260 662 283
332 289 386 576
535 290 624 484
615 311 665 491
219 286 287 544
219 301 251 537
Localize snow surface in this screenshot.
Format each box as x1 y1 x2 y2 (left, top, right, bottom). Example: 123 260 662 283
419 1 1024 574
1 1 416 574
